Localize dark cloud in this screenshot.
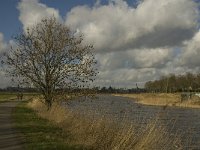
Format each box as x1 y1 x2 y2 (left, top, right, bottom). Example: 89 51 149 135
127 27 197 49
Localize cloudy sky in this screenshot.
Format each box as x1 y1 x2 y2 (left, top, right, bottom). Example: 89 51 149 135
0 0 200 88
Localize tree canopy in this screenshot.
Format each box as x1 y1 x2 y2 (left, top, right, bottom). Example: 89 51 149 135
5 17 97 108
145 73 200 93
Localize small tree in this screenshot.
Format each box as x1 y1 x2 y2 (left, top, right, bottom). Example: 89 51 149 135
5 17 97 109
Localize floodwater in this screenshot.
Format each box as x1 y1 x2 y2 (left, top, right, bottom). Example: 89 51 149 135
65 95 200 149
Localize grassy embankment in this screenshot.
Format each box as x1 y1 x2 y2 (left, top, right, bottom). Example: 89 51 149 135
12 97 184 150
114 93 200 108
13 100 84 150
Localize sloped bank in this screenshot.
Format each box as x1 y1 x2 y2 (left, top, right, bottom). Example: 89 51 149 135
13 100 84 150
26 97 183 150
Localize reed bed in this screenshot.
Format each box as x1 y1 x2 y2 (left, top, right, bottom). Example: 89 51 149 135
114 93 200 108
28 98 183 150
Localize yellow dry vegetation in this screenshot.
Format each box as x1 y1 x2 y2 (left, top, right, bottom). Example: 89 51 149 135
114 93 200 108
27 98 183 150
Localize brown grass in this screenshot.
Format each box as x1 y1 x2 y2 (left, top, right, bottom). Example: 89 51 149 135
114 93 200 108
178 95 200 108
27 98 183 150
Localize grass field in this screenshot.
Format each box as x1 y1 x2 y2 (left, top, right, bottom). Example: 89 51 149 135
0 92 40 103
0 92 17 102
12 100 84 150
114 93 200 108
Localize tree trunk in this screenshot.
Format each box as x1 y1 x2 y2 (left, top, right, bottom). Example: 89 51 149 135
44 93 53 110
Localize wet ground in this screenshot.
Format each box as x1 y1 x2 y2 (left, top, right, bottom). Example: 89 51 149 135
65 95 200 149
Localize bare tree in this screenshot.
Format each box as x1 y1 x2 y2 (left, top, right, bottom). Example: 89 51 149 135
145 72 200 93
4 17 97 109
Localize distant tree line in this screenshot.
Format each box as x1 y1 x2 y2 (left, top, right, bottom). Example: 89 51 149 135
0 86 146 94
0 87 38 92
145 73 200 93
98 86 146 94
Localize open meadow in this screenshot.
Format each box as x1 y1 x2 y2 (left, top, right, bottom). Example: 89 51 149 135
0 92 39 103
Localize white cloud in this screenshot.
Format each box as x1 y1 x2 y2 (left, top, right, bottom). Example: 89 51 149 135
66 0 199 52
65 0 199 87
17 0 61 31
96 47 173 70
127 48 173 68
176 30 200 67
94 47 175 87
93 68 158 88
14 0 200 88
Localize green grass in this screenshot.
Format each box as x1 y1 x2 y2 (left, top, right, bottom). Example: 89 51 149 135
0 92 39 103
0 92 16 102
12 101 85 150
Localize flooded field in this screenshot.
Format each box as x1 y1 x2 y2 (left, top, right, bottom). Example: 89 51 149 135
65 95 200 149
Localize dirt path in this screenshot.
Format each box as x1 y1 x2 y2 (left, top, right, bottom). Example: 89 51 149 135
0 101 24 150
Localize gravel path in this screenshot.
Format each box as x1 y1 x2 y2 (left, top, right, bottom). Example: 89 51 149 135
0 101 24 150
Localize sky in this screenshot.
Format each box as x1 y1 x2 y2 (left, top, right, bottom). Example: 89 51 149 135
0 0 200 88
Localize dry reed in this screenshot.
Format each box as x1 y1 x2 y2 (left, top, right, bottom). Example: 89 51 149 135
28 98 183 150
114 93 200 108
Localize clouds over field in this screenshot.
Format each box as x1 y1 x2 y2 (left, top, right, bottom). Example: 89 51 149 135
65 0 200 87
1 0 200 88
66 0 198 52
